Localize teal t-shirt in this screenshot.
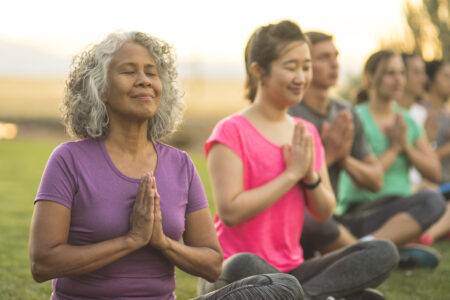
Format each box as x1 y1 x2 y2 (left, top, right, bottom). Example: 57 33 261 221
335 102 424 215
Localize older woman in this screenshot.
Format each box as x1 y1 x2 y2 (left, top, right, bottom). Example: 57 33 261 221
29 31 303 300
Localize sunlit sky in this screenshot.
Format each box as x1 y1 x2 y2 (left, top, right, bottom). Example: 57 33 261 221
1 0 408 78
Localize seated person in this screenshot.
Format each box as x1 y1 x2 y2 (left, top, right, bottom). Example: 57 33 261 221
336 50 446 269
198 20 398 300
28 31 304 300
289 31 383 258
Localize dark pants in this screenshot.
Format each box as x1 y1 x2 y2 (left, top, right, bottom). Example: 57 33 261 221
198 240 398 300
337 190 446 238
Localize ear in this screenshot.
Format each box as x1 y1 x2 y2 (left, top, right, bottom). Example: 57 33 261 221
250 62 265 80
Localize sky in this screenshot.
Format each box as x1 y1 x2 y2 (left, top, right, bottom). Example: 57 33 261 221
0 0 408 79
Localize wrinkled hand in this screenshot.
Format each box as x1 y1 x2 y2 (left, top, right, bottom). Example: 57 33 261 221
148 176 169 250
128 173 155 247
385 114 407 150
321 110 354 165
283 122 314 181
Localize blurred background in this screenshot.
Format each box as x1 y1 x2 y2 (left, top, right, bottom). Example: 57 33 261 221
0 0 449 150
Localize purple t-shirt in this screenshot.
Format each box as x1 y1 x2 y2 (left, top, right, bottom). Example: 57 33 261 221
35 139 208 300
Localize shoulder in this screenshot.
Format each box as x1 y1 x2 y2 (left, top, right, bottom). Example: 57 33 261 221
213 114 247 132
156 142 191 166
51 139 97 159
330 98 353 110
355 102 369 115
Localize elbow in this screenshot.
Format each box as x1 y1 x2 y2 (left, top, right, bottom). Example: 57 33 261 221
368 177 383 193
204 251 223 282
30 260 51 283
427 164 442 184
218 210 241 227
368 166 384 193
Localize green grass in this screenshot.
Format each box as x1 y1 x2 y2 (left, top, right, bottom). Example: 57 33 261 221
1 139 450 299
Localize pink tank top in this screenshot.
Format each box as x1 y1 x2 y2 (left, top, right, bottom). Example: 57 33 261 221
205 114 325 271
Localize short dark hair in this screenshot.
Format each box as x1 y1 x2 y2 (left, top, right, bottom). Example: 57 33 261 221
426 60 446 82
305 31 333 46
244 20 308 102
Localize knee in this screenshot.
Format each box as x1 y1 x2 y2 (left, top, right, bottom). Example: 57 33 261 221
302 218 340 248
359 239 399 271
241 274 304 300
419 190 446 226
222 253 277 280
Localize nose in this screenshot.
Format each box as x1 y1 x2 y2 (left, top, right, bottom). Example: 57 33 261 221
294 70 306 85
136 71 152 87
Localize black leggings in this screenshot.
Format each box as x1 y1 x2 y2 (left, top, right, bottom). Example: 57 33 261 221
337 190 446 238
198 240 398 300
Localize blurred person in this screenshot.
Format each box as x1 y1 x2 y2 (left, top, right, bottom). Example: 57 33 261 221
398 53 432 193
336 50 446 269
417 60 450 243
198 20 398 300
29 31 304 300
288 31 383 259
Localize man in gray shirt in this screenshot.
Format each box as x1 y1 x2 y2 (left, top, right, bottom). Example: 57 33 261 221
289 31 383 257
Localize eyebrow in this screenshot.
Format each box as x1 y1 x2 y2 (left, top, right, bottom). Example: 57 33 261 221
282 59 312 65
118 62 157 68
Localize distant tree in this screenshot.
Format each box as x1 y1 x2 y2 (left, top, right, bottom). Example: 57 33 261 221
380 0 450 60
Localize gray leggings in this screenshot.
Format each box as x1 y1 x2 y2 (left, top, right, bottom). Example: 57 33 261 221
336 190 446 238
198 240 398 300
193 273 303 299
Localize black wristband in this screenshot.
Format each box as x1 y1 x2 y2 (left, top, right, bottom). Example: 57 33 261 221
301 174 321 189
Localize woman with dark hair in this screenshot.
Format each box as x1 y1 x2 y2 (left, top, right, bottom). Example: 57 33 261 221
198 20 398 300
29 31 303 300
417 59 450 242
337 50 446 268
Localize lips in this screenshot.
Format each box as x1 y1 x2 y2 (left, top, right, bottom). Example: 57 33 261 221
131 93 155 100
289 86 303 95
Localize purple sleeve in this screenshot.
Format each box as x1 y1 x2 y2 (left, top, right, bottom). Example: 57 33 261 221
35 143 77 209
185 154 209 214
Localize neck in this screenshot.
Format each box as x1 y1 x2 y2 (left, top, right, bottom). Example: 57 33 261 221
303 84 330 114
398 90 417 110
104 115 152 156
428 89 445 111
248 90 290 122
368 90 394 116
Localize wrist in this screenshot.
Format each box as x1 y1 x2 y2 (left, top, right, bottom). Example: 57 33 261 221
125 234 145 251
152 236 171 252
301 172 321 190
302 171 318 184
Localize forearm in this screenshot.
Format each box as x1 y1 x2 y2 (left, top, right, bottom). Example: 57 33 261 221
30 235 141 282
404 144 441 183
436 142 450 160
156 238 222 282
379 146 401 171
303 171 336 221
341 156 383 192
217 171 298 226
304 187 335 222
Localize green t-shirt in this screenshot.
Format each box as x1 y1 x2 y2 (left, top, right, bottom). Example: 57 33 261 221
335 102 424 215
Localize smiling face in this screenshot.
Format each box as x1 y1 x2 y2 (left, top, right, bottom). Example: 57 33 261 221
310 40 339 89
260 41 312 106
105 42 163 121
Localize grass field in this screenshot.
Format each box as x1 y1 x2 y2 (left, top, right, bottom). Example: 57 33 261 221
1 139 450 299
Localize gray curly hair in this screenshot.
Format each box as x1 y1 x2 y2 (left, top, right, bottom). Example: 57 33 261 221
62 31 184 141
